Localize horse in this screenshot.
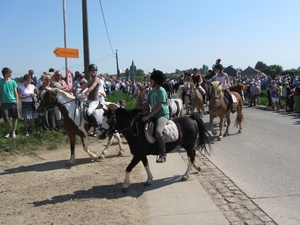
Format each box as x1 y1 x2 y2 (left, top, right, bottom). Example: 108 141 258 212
37 88 124 166
208 81 244 140
168 98 184 118
190 84 205 118
229 83 246 101
183 81 193 114
98 107 212 192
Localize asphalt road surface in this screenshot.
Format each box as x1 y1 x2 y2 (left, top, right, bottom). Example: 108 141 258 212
201 106 300 225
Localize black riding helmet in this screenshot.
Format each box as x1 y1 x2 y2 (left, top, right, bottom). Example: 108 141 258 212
88 63 98 71
150 70 165 85
214 64 223 71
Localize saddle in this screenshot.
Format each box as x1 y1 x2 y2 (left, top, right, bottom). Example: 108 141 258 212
144 119 179 144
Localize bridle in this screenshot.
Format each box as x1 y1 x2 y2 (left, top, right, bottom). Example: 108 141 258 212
100 109 142 137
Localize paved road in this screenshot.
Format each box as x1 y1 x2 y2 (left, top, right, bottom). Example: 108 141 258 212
200 106 300 225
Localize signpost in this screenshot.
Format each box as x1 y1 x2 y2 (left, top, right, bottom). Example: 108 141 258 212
53 47 79 58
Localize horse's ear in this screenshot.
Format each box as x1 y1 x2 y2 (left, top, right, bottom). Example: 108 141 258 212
218 81 222 87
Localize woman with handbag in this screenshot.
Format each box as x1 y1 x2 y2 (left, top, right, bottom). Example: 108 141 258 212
18 74 38 136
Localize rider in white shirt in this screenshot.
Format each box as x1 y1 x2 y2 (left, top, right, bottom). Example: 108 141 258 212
212 64 235 113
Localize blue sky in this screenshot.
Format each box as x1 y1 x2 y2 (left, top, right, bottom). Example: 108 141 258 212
1 0 300 79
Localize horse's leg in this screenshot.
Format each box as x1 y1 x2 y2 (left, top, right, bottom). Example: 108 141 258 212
66 134 76 166
209 115 217 135
141 156 153 186
80 136 98 161
182 149 198 181
122 155 141 192
98 135 114 159
114 132 125 155
224 113 231 137
218 116 224 140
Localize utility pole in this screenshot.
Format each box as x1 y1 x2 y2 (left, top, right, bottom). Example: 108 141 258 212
82 0 90 80
63 0 68 76
116 49 120 78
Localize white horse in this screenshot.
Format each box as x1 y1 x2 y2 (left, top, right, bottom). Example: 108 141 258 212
37 88 124 166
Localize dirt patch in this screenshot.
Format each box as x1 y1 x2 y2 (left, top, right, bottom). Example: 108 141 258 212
0 140 150 225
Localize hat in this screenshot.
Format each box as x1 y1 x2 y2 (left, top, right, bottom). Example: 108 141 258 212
80 78 87 84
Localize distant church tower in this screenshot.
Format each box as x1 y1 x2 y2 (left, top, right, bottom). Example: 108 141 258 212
130 60 136 74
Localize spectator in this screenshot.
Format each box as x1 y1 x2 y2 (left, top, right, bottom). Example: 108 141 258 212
0 67 19 138
18 74 38 136
119 99 125 108
73 72 84 95
75 78 88 101
249 82 261 107
98 75 106 104
271 84 280 111
39 75 55 130
293 81 300 112
28 69 38 86
50 70 68 130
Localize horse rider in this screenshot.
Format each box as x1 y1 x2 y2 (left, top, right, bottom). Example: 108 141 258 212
84 64 101 137
141 70 169 163
212 64 235 113
192 68 206 102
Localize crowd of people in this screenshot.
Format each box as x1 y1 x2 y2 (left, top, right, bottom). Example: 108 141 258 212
1 64 299 139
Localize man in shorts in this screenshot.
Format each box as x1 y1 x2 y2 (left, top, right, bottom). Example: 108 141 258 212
0 67 19 138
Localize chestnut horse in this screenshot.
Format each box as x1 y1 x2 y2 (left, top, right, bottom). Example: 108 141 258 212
229 83 246 101
37 88 124 166
168 98 184 118
190 83 205 118
209 81 244 140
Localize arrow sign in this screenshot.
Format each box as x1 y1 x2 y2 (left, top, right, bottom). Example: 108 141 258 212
53 47 79 58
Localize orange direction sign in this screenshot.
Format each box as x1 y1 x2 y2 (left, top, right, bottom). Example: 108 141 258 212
53 47 79 58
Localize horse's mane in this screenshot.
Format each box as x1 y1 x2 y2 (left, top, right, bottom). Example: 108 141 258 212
55 88 75 100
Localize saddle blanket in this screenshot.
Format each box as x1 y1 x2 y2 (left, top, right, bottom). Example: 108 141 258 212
145 120 179 144
225 94 237 103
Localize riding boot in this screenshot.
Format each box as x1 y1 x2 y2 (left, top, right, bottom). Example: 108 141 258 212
156 136 166 163
90 112 99 137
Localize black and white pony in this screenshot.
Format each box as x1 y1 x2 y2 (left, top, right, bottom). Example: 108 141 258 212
37 88 124 166
98 107 212 192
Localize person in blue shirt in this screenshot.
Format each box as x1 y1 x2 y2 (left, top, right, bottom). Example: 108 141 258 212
142 70 169 163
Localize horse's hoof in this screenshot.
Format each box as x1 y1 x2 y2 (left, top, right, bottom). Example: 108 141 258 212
118 151 124 156
65 162 74 167
238 130 243 133
212 131 217 135
196 166 201 172
144 182 151 186
218 136 223 141
98 154 105 159
121 188 128 193
180 176 188 181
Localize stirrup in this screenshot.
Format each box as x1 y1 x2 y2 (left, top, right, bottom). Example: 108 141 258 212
156 155 166 163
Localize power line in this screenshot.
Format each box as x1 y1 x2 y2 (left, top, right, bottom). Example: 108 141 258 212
98 0 115 57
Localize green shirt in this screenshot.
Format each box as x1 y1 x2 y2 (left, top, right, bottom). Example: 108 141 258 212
146 86 169 121
0 79 18 103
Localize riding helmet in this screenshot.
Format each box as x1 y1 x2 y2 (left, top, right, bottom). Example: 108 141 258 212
214 64 223 71
150 70 165 85
88 63 98 71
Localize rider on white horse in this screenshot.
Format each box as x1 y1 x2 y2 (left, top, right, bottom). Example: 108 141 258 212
84 64 101 137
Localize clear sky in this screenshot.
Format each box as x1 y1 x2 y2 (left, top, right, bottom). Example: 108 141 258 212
1 0 300 79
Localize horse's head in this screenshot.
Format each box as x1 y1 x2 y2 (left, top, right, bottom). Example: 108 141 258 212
99 107 142 139
37 89 58 114
210 81 223 106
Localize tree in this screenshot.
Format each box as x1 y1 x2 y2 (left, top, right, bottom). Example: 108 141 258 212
136 69 144 77
255 61 268 73
268 65 283 77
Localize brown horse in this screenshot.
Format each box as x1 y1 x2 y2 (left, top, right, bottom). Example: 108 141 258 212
229 83 246 101
190 84 205 118
209 81 244 140
37 88 124 166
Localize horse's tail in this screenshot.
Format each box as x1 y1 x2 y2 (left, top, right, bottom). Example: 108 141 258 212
234 95 245 128
190 114 212 156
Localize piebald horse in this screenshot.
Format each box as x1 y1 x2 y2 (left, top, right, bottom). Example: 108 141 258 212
37 88 124 166
209 81 244 140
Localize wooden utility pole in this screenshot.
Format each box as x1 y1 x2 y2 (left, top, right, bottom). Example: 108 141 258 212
116 49 120 78
82 0 90 80
63 0 68 76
